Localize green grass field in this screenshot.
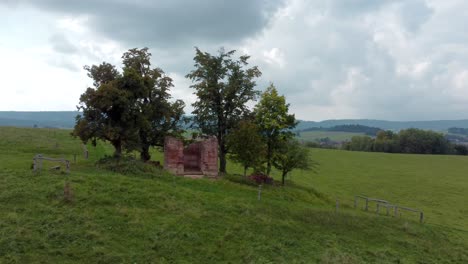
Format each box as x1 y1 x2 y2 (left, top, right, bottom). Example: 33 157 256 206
298 131 364 142
0 127 467 263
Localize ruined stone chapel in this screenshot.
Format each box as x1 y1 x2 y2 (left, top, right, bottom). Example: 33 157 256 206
163 136 218 177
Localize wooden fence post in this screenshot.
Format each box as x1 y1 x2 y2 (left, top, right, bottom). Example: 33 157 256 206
33 157 37 173
420 212 424 223
258 185 262 201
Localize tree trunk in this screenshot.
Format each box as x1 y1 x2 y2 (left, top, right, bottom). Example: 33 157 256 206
282 171 287 186
266 140 272 175
140 144 151 162
218 134 227 175
113 140 122 158
219 150 227 175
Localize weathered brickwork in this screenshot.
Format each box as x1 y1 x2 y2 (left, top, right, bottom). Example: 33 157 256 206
164 136 218 177
163 137 184 175
200 137 218 177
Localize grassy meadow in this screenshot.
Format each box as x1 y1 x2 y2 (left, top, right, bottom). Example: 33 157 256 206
0 127 467 263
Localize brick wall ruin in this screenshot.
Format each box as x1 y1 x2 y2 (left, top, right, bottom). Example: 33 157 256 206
164 136 218 177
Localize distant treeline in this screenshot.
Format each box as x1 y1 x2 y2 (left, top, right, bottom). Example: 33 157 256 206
448 127 468 135
342 128 468 155
300 124 382 136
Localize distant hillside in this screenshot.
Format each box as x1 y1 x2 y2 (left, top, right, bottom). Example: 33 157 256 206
1 111 468 132
297 119 468 132
0 111 78 128
301 124 381 136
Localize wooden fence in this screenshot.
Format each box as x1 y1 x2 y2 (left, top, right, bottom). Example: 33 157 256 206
33 154 70 174
354 195 424 223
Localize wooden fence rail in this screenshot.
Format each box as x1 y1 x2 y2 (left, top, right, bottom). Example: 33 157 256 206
33 154 70 174
354 195 424 223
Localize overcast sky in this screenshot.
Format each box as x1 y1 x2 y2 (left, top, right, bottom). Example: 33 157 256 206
1 0 468 121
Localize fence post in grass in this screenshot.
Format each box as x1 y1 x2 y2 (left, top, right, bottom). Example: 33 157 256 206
66 160 70 174
258 185 262 201
386 205 390 216
33 156 37 173
82 144 89 159
376 203 380 214
420 212 424 224
365 198 369 211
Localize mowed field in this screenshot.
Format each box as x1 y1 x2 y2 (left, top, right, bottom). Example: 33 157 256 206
0 127 467 263
298 131 364 142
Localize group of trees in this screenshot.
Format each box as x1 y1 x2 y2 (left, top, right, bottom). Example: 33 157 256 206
343 128 468 155
448 127 468 135
227 85 307 185
74 47 310 184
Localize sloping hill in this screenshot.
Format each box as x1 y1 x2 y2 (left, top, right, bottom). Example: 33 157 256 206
0 127 467 262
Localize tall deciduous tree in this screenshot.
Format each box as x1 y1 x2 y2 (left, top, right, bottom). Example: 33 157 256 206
226 120 266 176
186 47 261 174
254 84 297 175
74 62 139 157
73 48 185 160
121 48 185 161
273 139 311 186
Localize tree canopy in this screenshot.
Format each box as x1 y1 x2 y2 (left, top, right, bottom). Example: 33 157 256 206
226 120 266 176
273 139 310 186
254 84 297 175
74 48 185 160
186 47 261 174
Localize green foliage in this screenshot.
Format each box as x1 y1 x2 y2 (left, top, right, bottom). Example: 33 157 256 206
254 84 297 174
272 139 311 185
399 128 450 154
226 120 266 176
73 48 184 160
73 64 138 157
120 48 185 161
186 47 261 173
95 156 161 177
454 144 468 155
343 129 454 155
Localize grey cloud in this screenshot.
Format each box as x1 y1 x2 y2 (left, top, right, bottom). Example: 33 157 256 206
48 57 80 72
49 33 78 54
19 0 284 48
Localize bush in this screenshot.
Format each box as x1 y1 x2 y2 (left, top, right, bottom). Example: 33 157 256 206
96 155 161 176
454 144 468 155
248 172 273 185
